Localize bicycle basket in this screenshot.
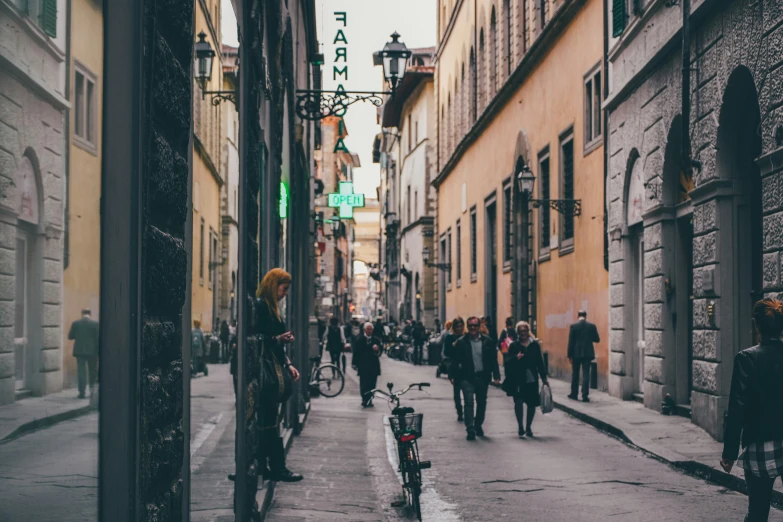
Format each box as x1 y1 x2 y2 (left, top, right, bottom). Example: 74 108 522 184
388 413 423 441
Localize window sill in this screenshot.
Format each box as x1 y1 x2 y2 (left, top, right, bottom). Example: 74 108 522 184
583 136 602 157
502 263 511 274
74 135 99 156
470 273 477 283
558 240 575 257
539 248 551 263
457 279 462 288
447 284 452 292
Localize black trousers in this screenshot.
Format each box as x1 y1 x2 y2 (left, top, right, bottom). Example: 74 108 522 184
745 470 779 521
571 358 591 398
360 374 378 406
257 399 286 473
76 355 98 396
452 380 463 417
413 343 423 365
513 395 536 432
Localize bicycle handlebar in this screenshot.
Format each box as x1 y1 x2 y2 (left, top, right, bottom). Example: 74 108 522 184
368 382 431 399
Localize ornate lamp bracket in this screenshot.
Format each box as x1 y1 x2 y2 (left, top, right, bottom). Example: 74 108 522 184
530 198 582 217
295 90 391 121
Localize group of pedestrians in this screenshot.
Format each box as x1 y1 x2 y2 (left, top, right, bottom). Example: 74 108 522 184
439 312 600 441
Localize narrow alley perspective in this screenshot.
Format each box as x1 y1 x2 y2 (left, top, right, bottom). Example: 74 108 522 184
1 0 782 521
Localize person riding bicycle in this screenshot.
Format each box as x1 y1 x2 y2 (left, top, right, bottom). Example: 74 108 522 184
323 317 346 369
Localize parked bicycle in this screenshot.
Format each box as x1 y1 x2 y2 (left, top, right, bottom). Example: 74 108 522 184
370 382 432 520
307 355 344 397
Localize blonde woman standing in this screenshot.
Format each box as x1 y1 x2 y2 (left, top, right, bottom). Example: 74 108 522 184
254 268 302 482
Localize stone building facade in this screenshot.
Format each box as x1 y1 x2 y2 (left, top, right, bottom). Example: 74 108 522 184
606 0 783 439
0 0 67 404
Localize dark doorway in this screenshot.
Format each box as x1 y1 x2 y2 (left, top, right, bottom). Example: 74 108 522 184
675 215 694 403
716 66 763 349
485 200 498 335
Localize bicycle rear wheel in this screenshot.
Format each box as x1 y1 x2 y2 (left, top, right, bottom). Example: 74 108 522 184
314 364 344 397
410 484 421 521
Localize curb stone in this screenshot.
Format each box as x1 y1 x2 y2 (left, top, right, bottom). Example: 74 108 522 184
0 404 97 445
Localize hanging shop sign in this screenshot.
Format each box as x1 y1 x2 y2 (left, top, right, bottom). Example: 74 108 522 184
327 181 365 219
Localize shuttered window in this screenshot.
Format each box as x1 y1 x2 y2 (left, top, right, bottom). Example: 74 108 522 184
612 0 626 37
41 0 57 38
560 133 575 251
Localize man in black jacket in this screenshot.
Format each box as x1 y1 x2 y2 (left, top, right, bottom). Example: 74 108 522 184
443 317 466 421
352 323 383 407
449 316 500 439
567 310 600 402
68 309 100 398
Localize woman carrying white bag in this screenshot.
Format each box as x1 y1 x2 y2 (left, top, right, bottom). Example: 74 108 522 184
502 321 550 438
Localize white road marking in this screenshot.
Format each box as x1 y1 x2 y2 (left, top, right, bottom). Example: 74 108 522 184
191 413 223 458
382 416 461 521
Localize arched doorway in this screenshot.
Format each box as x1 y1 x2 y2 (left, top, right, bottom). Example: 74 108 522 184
13 154 44 396
624 150 645 396
715 67 763 350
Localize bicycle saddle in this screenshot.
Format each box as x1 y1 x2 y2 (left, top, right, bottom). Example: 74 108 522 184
309 356 322 363
392 406 415 415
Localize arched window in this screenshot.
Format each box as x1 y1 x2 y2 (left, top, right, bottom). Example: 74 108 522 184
454 76 460 145
442 5 447 36
469 47 476 123
490 7 498 96
447 92 452 154
441 104 446 166
504 0 512 76
461 62 466 134
519 0 528 54
478 28 486 112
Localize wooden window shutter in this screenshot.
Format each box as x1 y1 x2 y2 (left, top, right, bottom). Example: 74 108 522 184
41 0 57 38
612 0 626 37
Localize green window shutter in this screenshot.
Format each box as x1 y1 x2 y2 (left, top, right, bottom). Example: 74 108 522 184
612 0 626 37
41 0 57 38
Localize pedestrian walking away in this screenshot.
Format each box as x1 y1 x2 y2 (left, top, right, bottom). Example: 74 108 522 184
413 320 427 365
254 268 303 482
191 319 208 377
68 308 99 399
443 317 466 421
450 316 500 440
721 298 783 522
567 310 600 402
323 317 346 370
503 321 548 438
353 322 383 407
219 319 230 362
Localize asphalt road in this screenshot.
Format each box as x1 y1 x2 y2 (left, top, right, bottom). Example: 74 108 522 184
363 355 783 522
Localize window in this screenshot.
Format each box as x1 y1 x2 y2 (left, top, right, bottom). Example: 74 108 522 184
539 149 551 256
74 65 98 151
613 0 627 37
208 228 215 288
470 206 477 281
584 64 603 151
199 219 205 285
559 131 575 253
407 185 412 224
539 0 548 31
456 219 462 285
407 114 412 152
415 120 419 145
414 190 418 220
23 0 58 37
503 181 512 264
504 0 512 76
447 228 453 287
490 7 498 95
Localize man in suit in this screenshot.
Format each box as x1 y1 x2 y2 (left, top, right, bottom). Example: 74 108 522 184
567 310 600 402
450 316 500 440
68 309 99 399
352 323 383 407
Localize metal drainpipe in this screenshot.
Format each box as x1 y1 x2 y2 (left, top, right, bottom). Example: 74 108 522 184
682 0 696 180
602 0 609 272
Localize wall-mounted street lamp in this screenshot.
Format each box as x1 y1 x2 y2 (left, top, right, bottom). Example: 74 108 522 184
422 246 450 271
195 31 236 106
295 32 411 121
516 163 582 216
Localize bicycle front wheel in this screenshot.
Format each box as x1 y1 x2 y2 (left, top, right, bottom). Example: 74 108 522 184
314 364 344 397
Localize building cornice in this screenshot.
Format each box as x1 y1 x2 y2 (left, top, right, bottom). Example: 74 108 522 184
0 53 70 111
194 135 225 188
435 0 467 61
433 0 587 188
401 215 435 236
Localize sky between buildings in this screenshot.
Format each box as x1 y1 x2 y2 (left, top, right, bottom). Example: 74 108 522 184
221 0 436 197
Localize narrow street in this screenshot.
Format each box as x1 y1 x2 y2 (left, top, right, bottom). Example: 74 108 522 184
269 354 783 521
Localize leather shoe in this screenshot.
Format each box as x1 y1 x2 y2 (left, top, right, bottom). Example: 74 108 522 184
582 397 590 403
457 414 463 422
466 432 476 441
475 426 484 437
567 394 578 400
269 469 303 482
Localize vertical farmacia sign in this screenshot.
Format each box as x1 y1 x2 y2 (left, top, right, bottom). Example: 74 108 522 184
332 11 350 154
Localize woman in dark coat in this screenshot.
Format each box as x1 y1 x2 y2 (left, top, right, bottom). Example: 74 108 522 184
504 321 548 438
254 268 303 482
721 298 783 521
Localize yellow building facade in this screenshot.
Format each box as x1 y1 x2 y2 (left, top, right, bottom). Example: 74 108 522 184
63 0 103 389
191 0 225 333
433 0 609 385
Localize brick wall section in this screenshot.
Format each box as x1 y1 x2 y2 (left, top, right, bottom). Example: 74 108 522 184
138 0 193 518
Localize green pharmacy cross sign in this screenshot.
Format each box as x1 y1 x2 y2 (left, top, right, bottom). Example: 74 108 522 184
328 181 365 219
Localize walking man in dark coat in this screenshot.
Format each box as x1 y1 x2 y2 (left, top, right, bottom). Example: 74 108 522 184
353 323 383 407
450 316 500 439
443 317 466 421
567 310 600 402
68 309 99 398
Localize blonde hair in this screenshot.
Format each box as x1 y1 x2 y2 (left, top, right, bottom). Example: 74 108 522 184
256 268 292 321
515 320 531 331
444 321 453 332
